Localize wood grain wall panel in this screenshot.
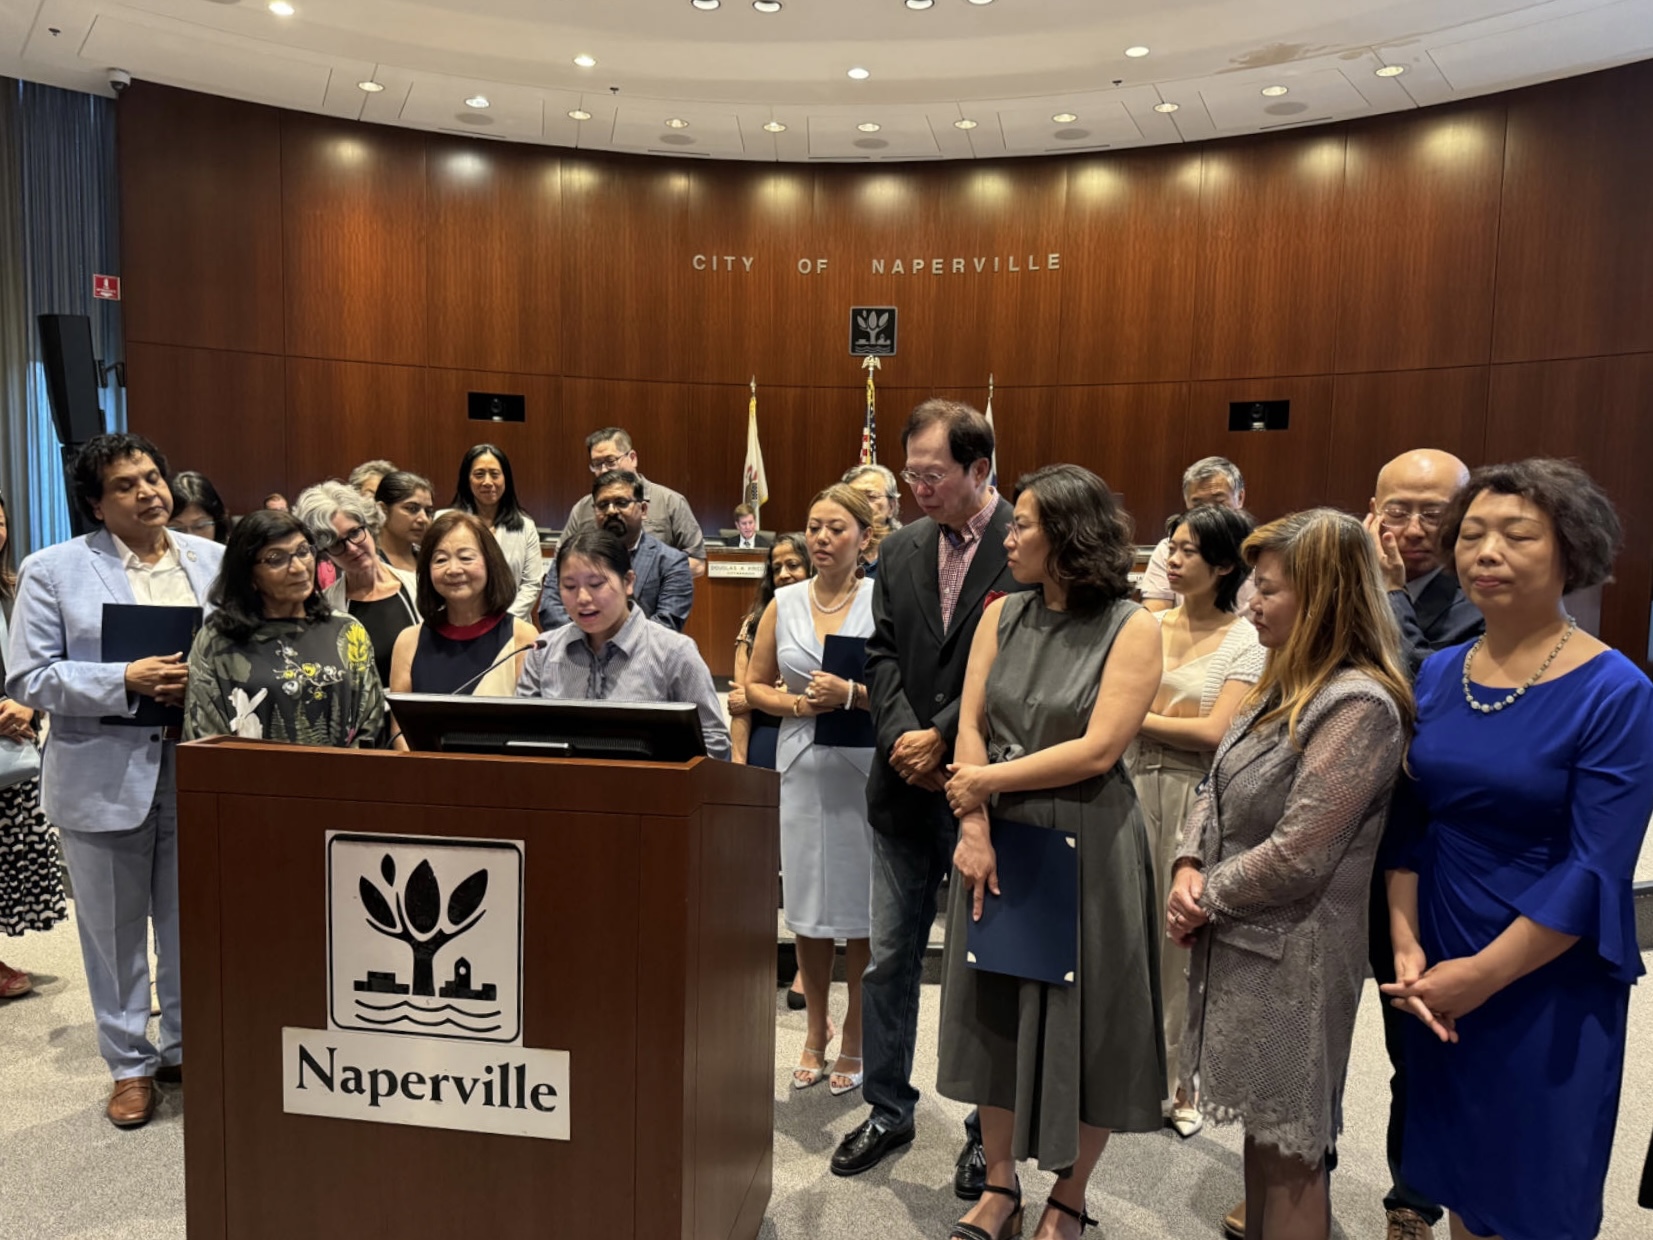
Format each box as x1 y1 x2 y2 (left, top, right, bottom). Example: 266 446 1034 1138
1045 383 1191 539
282 358 427 492
1493 62 1653 363
1058 151 1202 385
559 156 687 382
1325 368 1490 513
425 138 560 376
1190 135 1347 381
281 114 427 366
124 342 286 512
1487 354 1653 656
1336 104 1505 373
417 369 564 521
118 83 284 354
1186 376 1335 520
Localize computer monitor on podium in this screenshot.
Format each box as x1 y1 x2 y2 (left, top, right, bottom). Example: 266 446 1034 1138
387 693 707 762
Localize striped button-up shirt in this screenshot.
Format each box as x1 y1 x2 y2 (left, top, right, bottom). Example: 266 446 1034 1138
938 489 998 631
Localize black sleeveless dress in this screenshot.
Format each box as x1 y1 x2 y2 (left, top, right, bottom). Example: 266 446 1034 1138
409 613 518 696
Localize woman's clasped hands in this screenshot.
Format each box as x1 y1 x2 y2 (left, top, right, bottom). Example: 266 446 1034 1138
1166 862 1209 947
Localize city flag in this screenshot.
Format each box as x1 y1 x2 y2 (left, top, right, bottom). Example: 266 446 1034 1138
860 357 879 465
743 378 768 517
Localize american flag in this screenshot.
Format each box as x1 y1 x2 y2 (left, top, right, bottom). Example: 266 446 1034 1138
860 357 879 465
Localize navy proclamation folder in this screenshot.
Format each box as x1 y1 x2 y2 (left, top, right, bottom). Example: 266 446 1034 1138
100 603 203 727
814 633 875 748
965 817 1079 986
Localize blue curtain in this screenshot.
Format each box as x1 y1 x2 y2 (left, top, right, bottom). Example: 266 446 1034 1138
0 77 124 556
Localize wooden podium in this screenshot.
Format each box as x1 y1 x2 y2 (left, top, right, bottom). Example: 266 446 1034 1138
176 737 779 1239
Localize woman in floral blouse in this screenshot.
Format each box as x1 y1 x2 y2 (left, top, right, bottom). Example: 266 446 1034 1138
184 510 385 747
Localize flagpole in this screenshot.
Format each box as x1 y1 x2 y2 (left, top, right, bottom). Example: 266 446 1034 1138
985 373 998 488
860 356 881 466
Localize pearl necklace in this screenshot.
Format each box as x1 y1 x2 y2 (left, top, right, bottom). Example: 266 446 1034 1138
1461 617 1576 714
810 576 856 614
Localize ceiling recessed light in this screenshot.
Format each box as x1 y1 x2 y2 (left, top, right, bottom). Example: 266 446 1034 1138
665 117 690 129
906 0 935 7
753 0 782 10
1154 101 1179 113
1052 112 1078 124
954 118 978 130
847 67 870 80
465 95 490 108
690 0 720 8
357 80 384 93
763 120 787 133
568 108 591 120
1375 64 1407 77
573 54 596 68
1260 85 1289 97
267 0 294 14
1125 46 1150 58
966 0 994 5
857 122 881 132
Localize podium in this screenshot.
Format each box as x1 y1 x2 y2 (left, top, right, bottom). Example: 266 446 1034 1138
176 737 779 1239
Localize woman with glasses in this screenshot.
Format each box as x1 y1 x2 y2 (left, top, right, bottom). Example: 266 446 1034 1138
375 470 435 588
730 533 812 768
448 443 542 621
841 464 901 577
167 471 230 544
295 481 419 689
183 510 384 746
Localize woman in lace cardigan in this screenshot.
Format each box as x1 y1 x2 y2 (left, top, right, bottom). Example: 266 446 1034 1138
1167 509 1412 1240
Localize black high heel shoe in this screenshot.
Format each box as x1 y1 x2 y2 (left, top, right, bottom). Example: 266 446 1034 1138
950 1178 1023 1240
1038 1195 1097 1236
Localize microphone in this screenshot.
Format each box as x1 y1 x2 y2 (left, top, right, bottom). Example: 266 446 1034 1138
451 638 547 697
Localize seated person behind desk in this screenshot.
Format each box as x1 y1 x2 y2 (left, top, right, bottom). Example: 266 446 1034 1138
730 504 772 549
538 469 692 632
390 512 539 698
182 511 385 747
518 529 729 760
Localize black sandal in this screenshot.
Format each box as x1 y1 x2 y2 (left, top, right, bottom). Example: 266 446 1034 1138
1039 1195 1097 1235
950 1179 1024 1240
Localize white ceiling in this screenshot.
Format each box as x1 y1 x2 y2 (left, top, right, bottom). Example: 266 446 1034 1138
3 0 1652 160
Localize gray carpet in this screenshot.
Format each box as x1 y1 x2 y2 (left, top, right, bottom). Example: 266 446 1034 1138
3 908 1651 1239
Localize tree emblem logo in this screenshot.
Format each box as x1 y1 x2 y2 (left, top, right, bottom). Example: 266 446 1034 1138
327 833 524 1044
849 305 898 356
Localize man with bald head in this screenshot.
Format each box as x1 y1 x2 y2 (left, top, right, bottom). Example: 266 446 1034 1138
1363 448 1483 676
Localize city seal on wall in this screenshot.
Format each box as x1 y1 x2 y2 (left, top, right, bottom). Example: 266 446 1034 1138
850 306 897 357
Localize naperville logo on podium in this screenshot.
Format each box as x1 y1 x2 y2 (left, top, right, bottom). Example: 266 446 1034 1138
283 832 570 1141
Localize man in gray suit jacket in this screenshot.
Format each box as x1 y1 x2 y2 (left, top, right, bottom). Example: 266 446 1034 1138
832 401 1027 1191
6 434 224 1129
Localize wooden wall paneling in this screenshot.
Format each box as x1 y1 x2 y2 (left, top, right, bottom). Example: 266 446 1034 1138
283 357 427 493
281 114 428 366
1185 375 1336 520
118 84 285 354
760 168 832 390
1324 367 1490 513
418 369 564 522
425 138 561 376
1190 133 1348 381
125 342 287 514
1493 62 1653 363
1044 383 1191 540
1487 354 1653 658
1336 103 1506 373
1058 149 1203 385
558 155 688 382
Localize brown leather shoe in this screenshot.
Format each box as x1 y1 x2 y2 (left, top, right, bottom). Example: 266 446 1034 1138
1386 1207 1435 1239
107 1077 157 1128
1222 1199 1245 1240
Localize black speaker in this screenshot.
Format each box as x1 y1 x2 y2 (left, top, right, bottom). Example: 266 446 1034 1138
37 314 106 446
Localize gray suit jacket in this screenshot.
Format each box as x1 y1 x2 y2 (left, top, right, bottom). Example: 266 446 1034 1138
1389 569 1483 678
5 527 224 833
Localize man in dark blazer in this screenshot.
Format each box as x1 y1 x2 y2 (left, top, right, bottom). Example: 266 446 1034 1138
728 504 773 550
831 401 1026 1192
539 469 693 631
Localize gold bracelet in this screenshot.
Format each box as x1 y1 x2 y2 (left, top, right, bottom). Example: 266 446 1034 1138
793 695 804 717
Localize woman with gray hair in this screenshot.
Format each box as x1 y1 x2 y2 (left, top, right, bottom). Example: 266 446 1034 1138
295 480 418 687
841 463 901 577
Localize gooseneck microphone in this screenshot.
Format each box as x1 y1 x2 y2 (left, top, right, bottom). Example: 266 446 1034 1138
451 637 548 697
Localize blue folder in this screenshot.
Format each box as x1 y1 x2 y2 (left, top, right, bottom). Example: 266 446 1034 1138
100 603 203 728
814 633 875 748
965 817 1079 987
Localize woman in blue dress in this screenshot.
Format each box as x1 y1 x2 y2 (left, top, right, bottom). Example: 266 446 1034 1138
1383 458 1653 1240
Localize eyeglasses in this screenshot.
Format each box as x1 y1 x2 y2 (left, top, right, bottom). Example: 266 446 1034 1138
589 455 632 474
900 467 956 490
1005 521 1039 545
322 524 370 557
169 517 217 536
257 543 316 571
1379 504 1446 531
594 497 637 514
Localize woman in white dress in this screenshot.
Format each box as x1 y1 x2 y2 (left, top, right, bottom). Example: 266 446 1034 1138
745 484 878 1096
1128 505 1263 1138
447 443 543 621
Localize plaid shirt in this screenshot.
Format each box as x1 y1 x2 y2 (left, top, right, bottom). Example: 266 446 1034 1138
938 488 998 631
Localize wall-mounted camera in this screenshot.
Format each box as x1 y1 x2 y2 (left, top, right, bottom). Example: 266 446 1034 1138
108 68 132 95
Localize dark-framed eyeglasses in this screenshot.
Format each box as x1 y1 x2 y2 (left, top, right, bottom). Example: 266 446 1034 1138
257 543 316 571
589 454 632 474
321 524 370 557
594 497 637 514
1379 504 1446 531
